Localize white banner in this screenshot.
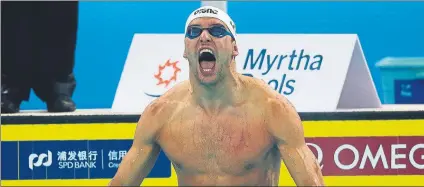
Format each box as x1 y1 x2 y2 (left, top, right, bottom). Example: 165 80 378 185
112 34 380 113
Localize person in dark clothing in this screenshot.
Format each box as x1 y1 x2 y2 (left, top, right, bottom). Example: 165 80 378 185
1 1 78 113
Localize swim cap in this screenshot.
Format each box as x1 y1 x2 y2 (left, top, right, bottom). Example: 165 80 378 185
185 6 237 41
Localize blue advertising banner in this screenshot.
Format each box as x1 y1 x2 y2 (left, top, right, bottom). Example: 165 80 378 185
395 79 424 104
1 140 171 180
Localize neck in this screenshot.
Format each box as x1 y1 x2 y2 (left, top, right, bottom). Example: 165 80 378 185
190 63 242 112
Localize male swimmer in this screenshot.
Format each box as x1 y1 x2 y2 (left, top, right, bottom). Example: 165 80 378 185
109 6 325 186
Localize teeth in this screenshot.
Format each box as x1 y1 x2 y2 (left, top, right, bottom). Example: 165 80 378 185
200 49 214 55
203 68 212 72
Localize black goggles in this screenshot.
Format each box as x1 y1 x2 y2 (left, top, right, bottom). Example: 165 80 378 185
185 25 234 40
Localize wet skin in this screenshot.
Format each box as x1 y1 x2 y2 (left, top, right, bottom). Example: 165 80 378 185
109 17 325 186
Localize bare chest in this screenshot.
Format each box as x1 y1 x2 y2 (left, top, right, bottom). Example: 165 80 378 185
157 106 274 174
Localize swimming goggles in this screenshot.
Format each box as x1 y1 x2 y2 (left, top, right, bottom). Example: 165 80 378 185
185 25 235 40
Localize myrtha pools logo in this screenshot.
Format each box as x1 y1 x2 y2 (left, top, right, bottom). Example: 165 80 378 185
28 151 52 170
145 59 181 97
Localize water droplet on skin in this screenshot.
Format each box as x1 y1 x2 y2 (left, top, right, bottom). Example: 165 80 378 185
135 148 143 156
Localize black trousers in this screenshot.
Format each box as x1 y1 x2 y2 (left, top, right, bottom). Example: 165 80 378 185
1 1 78 102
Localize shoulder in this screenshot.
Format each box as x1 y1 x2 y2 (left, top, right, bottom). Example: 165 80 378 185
241 75 291 109
142 81 191 121
240 75 300 126
136 81 191 140
240 75 304 144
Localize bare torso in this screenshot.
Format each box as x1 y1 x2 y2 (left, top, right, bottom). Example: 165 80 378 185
154 77 281 186
110 10 325 187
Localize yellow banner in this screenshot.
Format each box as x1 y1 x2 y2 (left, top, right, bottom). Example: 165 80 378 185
1 119 424 186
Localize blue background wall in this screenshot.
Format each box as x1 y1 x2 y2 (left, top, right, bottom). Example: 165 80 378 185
21 1 424 110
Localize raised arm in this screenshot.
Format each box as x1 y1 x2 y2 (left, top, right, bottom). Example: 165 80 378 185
267 96 325 186
109 102 164 186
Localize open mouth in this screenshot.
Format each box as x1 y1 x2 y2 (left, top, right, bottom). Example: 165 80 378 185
198 49 216 75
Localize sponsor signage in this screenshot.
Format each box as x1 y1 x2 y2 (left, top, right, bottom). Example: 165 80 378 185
112 34 380 113
307 136 424 176
2 119 423 186
3 137 422 180
395 79 424 104
1 140 170 180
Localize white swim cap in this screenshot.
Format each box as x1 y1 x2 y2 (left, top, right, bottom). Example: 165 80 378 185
185 6 237 41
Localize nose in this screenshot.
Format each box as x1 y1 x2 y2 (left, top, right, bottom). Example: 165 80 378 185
199 29 211 43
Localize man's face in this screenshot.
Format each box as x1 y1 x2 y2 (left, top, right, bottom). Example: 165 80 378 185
184 17 238 85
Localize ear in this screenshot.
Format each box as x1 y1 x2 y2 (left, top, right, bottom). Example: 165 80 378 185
183 49 188 59
183 39 188 59
232 42 239 57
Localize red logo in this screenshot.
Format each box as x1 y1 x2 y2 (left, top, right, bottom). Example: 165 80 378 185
306 136 424 176
154 59 181 88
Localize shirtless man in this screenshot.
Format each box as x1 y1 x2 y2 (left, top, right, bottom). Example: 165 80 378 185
109 6 324 186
